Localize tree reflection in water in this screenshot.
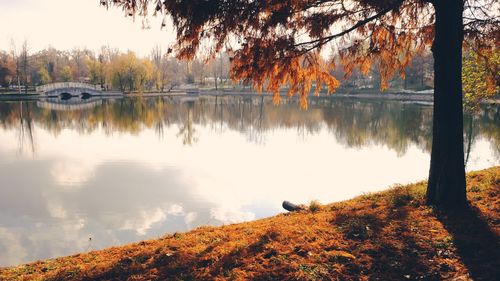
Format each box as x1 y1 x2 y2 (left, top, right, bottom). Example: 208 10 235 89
0 96 498 159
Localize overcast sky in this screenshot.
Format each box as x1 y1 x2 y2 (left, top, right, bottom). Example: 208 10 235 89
0 0 175 56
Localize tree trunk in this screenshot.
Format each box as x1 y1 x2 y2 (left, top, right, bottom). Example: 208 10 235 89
426 0 467 209
214 66 218 90
420 57 425 88
464 115 474 166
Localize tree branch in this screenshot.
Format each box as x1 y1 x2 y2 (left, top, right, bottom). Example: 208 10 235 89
292 1 403 51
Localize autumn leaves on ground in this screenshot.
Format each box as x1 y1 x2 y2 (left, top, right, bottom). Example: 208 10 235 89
1 167 498 281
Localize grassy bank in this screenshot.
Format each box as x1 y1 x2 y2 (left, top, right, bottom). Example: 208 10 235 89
1 167 498 281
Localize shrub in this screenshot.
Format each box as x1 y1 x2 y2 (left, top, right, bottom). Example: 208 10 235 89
308 200 322 213
335 213 375 240
387 185 413 207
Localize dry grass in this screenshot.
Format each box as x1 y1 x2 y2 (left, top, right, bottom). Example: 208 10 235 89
308 200 323 213
1 167 498 281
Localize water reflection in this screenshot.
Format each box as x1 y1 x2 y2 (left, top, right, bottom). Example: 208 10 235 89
2 96 498 157
0 96 498 266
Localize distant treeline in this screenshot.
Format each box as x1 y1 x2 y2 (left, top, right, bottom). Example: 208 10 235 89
0 43 233 93
1 42 497 104
0 42 435 93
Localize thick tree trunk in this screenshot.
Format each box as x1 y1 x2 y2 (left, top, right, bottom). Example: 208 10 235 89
426 1 467 209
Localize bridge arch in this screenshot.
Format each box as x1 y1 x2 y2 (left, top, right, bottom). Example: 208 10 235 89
36 82 103 97
60 92 73 100
80 92 92 99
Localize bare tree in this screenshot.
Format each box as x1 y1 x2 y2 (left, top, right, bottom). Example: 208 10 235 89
20 41 29 94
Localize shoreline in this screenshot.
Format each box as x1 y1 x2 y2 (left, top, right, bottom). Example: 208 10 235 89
1 166 498 280
1 90 499 104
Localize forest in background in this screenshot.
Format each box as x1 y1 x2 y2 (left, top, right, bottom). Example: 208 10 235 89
0 41 497 114
0 41 436 94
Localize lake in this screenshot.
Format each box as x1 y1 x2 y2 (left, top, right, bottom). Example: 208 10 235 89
0 95 498 266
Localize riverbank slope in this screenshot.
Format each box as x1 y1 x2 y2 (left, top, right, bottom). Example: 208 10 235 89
1 167 498 281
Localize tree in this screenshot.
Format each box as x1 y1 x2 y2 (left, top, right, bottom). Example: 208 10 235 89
0 51 15 87
136 58 154 92
104 0 498 209
150 45 165 91
19 41 30 94
191 58 205 85
60 65 73 82
87 56 103 85
38 65 52 85
106 51 155 92
163 56 182 90
463 48 500 112
10 40 22 94
70 48 91 82
99 46 120 90
107 53 129 91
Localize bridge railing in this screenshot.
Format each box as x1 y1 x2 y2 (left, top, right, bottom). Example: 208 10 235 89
36 82 101 93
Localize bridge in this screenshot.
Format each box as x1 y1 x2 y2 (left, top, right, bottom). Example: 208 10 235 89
37 98 104 111
36 82 119 98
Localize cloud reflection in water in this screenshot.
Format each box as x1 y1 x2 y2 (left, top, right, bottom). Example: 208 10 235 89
0 96 498 266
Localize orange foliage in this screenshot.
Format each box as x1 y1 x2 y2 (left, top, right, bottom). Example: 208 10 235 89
1 166 499 280
100 0 498 108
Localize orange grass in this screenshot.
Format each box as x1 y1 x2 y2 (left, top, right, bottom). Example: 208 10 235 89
1 167 498 281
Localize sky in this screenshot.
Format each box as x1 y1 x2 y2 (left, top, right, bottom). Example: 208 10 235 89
0 0 176 56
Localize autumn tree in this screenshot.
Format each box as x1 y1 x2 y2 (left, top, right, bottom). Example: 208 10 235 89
105 51 156 92
107 53 129 91
99 46 120 90
70 48 91 82
103 0 499 209
151 45 167 91
87 55 103 86
10 40 28 94
163 56 183 90
35 47 66 83
191 58 206 85
19 41 30 94
406 52 433 90
60 65 74 82
0 51 15 87
37 65 52 85
463 48 500 112
136 57 155 92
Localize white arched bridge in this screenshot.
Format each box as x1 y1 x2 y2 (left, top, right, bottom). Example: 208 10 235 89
36 82 117 98
37 98 103 111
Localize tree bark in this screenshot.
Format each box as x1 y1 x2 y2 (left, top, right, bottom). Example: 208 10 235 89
426 0 467 209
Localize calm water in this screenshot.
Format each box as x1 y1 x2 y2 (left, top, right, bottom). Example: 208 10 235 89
0 95 498 266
